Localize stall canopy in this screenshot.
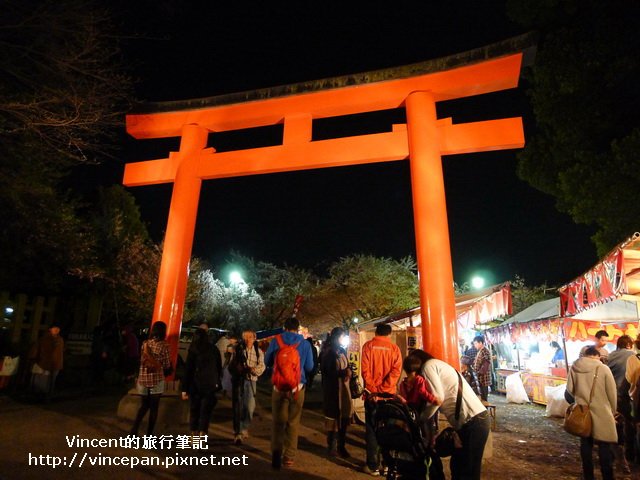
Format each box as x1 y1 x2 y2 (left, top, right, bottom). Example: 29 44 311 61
488 296 640 345
560 232 640 316
455 282 512 329
358 282 512 331
503 297 559 325
503 296 639 325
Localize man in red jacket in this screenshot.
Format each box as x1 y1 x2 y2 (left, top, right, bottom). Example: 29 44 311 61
361 323 402 475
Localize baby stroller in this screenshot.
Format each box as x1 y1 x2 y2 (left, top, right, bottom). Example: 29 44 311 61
370 393 429 480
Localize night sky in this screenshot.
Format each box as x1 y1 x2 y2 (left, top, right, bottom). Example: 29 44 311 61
111 2 598 286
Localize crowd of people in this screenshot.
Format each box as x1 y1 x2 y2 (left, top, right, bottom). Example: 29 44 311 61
565 330 640 480
20 315 640 480
120 319 494 479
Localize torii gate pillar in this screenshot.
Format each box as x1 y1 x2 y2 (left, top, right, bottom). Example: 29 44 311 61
152 124 208 363
407 91 459 364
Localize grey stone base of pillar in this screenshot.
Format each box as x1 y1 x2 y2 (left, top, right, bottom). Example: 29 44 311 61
117 380 189 431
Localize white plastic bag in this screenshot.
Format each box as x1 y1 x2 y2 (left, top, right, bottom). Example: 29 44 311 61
505 372 529 404
0 356 19 376
545 383 569 418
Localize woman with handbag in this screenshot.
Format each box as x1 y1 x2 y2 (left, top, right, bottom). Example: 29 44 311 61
130 321 173 436
413 349 489 480
320 327 353 458
565 346 617 480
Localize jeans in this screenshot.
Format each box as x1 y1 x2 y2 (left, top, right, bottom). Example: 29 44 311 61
189 390 217 433
580 437 614 480
364 400 380 469
233 379 257 434
451 411 491 480
271 387 305 459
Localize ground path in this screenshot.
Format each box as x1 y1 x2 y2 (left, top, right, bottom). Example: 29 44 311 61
0 380 634 479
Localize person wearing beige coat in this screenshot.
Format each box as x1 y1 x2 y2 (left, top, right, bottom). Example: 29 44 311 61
566 347 617 480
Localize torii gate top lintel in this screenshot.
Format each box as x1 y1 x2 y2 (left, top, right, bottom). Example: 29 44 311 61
124 34 535 369
126 33 536 139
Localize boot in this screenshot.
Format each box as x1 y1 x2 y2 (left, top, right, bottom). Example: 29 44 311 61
327 431 337 456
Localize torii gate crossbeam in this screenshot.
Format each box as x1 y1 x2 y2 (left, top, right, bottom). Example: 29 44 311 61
124 35 534 369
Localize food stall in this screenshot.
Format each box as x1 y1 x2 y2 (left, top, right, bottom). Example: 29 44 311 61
487 232 640 404
487 297 640 404
486 298 565 404
349 283 512 418
352 282 512 360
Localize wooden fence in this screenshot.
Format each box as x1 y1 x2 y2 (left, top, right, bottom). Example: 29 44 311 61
1 291 102 351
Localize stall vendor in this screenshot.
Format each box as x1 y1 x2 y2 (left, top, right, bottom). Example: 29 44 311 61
550 341 565 364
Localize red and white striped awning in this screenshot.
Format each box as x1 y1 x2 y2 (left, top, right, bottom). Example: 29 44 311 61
559 232 640 316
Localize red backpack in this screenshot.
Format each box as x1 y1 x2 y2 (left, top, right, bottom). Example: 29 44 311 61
272 335 301 393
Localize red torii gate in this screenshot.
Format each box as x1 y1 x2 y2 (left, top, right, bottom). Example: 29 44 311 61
124 35 533 369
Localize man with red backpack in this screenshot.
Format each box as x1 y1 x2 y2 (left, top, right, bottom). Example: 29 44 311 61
264 317 315 470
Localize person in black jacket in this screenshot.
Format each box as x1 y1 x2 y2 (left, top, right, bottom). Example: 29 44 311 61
181 328 222 436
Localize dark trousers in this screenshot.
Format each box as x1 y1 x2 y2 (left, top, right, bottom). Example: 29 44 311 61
131 392 161 435
619 397 636 462
364 400 380 470
428 452 445 480
451 412 491 480
580 437 614 480
622 415 636 462
189 390 217 433
479 385 489 402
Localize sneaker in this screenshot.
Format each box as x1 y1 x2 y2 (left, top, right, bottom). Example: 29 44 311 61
233 434 242 446
362 465 380 476
283 456 294 468
240 430 249 440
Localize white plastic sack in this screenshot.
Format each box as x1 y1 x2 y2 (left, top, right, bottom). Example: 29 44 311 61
505 372 529 404
0 356 19 376
545 383 569 418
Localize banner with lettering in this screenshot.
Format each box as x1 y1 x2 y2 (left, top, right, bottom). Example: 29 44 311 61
347 330 361 379
560 249 626 316
562 319 638 343
406 326 423 353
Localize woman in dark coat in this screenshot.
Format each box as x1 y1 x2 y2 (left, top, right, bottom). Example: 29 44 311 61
320 327 352 457
181 328 222 436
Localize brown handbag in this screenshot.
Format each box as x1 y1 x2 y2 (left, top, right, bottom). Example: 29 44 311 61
563 365 600 437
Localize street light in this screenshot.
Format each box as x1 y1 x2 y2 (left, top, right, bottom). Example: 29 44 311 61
229 271 244 285
471 276 485 289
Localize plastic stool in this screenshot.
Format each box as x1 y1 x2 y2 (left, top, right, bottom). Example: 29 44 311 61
485 405 496 430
